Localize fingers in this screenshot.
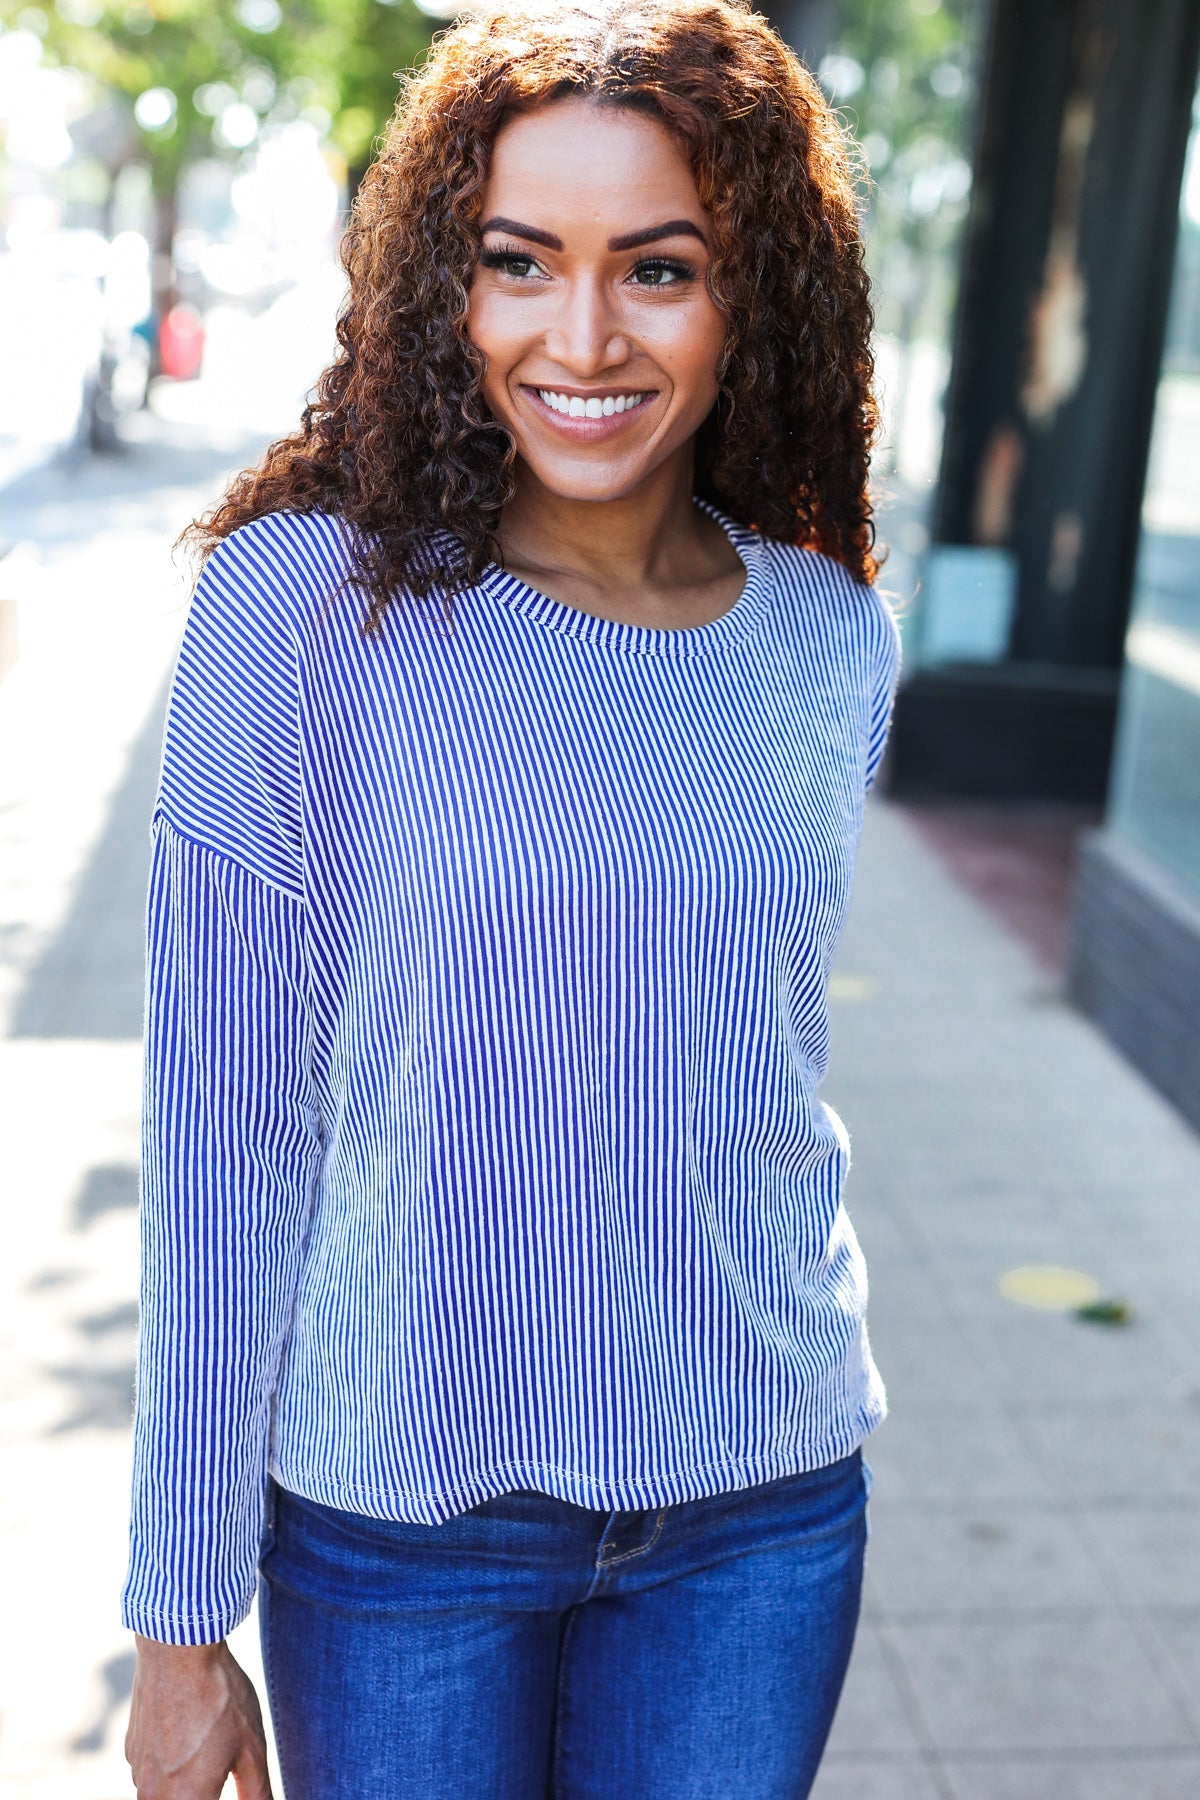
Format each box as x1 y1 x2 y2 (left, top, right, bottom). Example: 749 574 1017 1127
232 1739 274 1800
126 1733 271 1800
123 1639 273 1800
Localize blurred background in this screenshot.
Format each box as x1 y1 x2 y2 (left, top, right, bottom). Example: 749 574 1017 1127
2 1 1199 1795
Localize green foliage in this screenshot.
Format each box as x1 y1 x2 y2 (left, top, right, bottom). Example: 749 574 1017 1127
818 0 988 338
271 0 434 169
9 0 433 192
827 0 981 172
1074 1298 1135 1326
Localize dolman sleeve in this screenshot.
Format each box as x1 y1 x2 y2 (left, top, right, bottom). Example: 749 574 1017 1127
119 519 325 1645
863 589 904 798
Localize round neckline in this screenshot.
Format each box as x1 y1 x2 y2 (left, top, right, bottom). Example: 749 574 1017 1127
480 499 772 657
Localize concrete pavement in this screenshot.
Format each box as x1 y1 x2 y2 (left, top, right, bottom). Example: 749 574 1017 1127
1 393 1199 1798
0 402 296 1800
817 794 1200 1797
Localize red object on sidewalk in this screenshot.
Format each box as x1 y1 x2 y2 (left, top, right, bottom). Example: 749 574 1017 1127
158 306 205 379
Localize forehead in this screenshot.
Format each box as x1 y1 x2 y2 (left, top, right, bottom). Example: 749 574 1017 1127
484 97 705 232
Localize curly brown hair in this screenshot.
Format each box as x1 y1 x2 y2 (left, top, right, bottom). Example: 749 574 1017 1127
178 0 884 638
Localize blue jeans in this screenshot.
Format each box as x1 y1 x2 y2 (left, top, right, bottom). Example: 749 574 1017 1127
258 1447 872 1799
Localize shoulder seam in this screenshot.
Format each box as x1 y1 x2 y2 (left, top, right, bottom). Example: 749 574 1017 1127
194 511 352 639
151 809 306 905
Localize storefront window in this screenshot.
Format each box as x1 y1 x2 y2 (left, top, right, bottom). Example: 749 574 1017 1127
1106 83 1200 895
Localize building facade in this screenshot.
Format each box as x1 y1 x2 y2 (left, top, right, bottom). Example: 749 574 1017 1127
1067 72 1200 1130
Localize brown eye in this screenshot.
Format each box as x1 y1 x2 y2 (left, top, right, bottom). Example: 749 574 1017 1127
629 259 695 287
480 248 541 279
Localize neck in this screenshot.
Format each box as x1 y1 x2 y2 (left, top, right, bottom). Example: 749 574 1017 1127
496 447 702 587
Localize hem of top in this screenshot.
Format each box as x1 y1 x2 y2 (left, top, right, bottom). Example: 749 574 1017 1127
270 1400 887 1522
120 1590 255 1647
151 809 306 905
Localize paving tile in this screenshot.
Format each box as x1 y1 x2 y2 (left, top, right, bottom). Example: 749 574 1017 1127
811 1758 947 1799
865 1502 1117 1616
1142 1611 1200 1705
864 1259 962 1326
852 1224 949 1296
1018 1400 1200 1502
1051 1179 1200 1240
1077 1507 1200 1608
880 1613 1198 1754
1090 1256 1200 1350
896 1187 1094 1262
860 1562 886 1621
960 1310 1192 1407
867 1315 1000 1409
857 1405 1058 1506
940 1752 1200 1799
823 1620 927 1759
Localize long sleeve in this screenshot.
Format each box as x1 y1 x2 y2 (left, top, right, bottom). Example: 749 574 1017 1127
863 589 904 797
120 521 325 1644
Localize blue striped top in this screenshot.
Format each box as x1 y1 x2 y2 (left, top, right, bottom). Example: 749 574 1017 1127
120 501 903 1645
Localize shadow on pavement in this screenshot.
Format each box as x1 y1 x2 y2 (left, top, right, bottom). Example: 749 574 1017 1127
3 416 275 553
69 1649 136 1756
71 1163 139 1232
7 415 276 1041
7 674 171 1041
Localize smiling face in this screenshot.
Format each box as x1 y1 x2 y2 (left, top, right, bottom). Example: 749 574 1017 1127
466 96 728 505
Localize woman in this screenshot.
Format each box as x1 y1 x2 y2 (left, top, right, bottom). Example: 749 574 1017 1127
122 0 903 1794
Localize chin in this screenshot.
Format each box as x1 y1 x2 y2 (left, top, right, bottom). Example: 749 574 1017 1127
538 477 645 503
519 454 659 503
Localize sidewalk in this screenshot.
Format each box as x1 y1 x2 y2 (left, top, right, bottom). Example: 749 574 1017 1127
2 401 1199 1798
0 406 295 1800
818 799 1200 1796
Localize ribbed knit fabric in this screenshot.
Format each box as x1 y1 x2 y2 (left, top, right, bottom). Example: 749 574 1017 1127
119 502 903 1645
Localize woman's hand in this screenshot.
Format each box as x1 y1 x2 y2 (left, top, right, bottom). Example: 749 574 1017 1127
125 1635 273 1799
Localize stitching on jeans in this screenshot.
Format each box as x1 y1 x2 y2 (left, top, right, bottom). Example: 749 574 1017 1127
550 1604 584 1800
597 1506 666 1567
258 1581 286 1794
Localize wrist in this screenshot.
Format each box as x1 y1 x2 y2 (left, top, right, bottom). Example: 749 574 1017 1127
134 1632 227 1661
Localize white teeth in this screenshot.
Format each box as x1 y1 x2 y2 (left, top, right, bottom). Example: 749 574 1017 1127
535 389 648 417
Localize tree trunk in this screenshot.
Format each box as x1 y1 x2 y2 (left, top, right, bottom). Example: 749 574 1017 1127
148 178 179 382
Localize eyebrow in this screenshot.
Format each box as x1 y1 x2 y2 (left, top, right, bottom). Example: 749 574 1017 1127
480 217 564 250
608 220 708 251
479 216 708 253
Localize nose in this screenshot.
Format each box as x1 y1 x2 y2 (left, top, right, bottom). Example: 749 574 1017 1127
544 275 629 376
